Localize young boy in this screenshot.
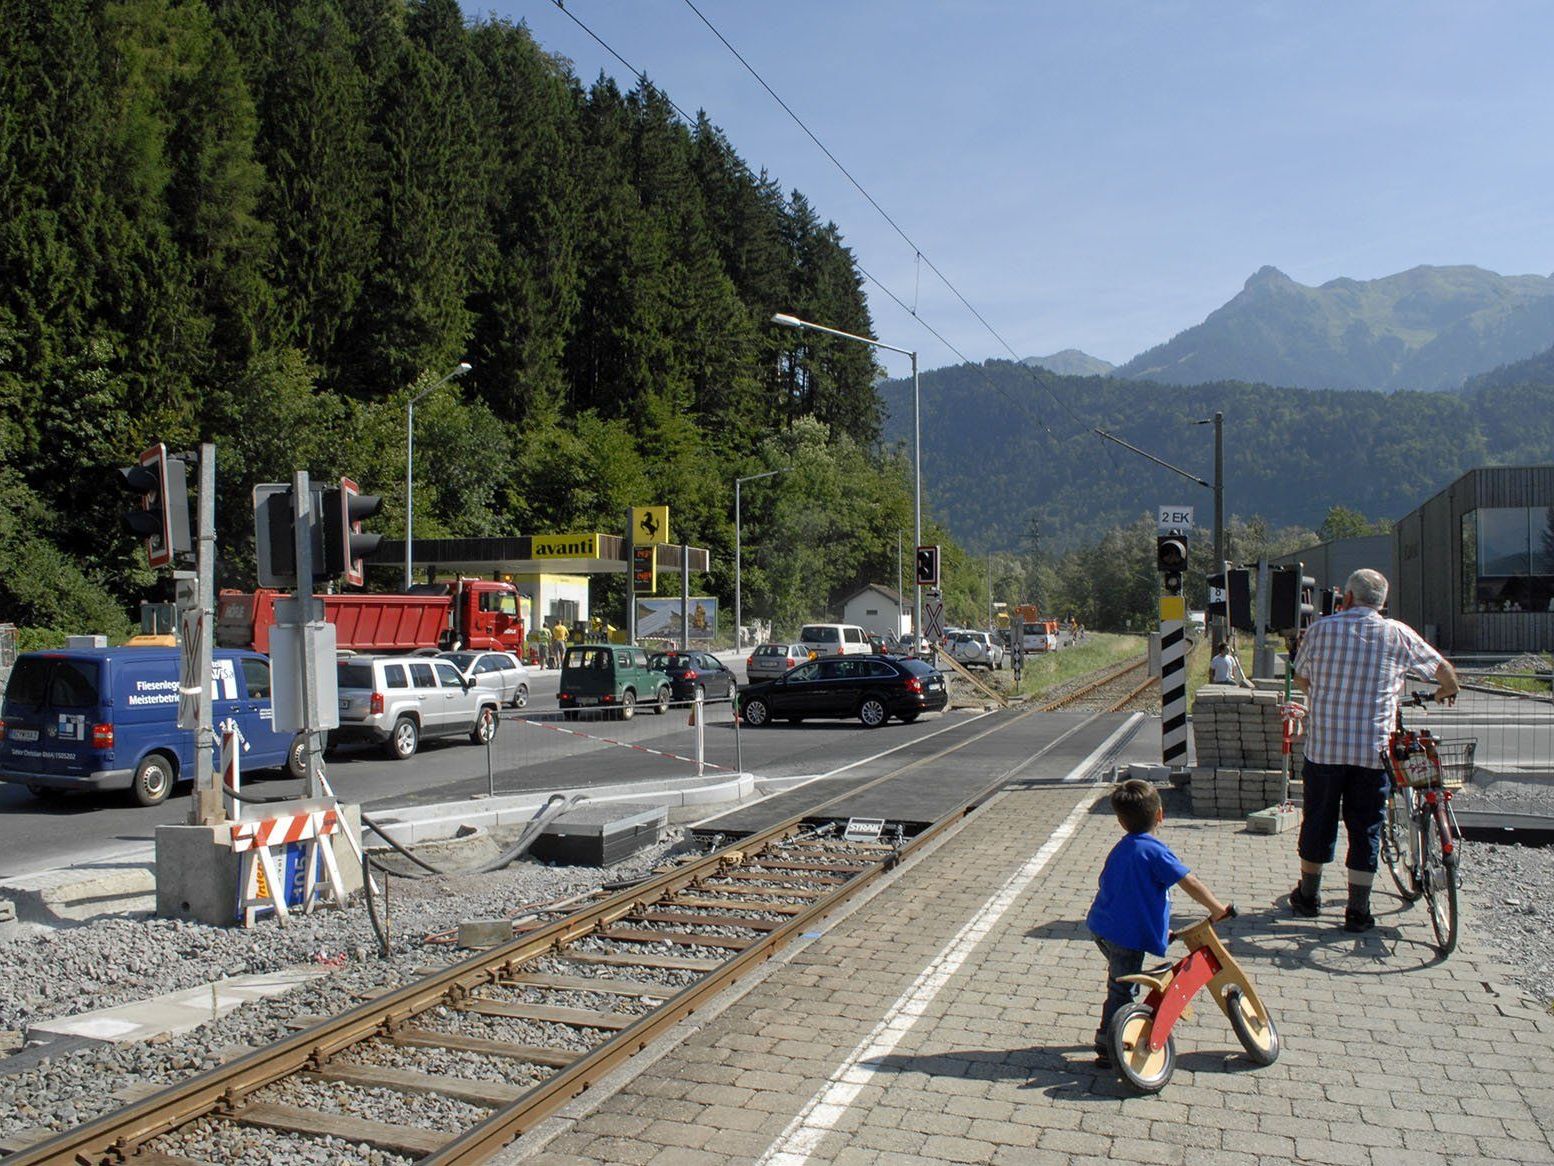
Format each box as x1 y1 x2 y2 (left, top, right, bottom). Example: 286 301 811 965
1086 780 1231 1062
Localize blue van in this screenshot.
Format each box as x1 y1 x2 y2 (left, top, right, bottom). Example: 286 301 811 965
0 647 305 806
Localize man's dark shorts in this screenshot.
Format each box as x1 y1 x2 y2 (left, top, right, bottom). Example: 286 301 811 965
1297 759 1390 873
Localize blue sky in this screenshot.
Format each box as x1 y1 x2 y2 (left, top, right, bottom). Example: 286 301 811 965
494 1 1554 378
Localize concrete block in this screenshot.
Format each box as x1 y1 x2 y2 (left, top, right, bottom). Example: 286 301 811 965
1247 805 1297 834
457 919 514 948
1 864 157 924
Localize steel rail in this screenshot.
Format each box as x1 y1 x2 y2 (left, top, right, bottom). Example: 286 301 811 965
11 699 1126 1166
1039 655 1149 711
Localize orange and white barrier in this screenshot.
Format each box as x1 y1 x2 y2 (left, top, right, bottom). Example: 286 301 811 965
231 805 345 927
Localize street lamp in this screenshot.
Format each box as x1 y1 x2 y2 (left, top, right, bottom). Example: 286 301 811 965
772 313 922 653
1192 412 1225 651
405 361 472 589
734 467 793 651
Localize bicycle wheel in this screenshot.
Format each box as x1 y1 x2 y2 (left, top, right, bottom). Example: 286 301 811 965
1420 808 1459 957
1223 985 1280 1066
1382 787 1422 902
1108 1002 1175 1093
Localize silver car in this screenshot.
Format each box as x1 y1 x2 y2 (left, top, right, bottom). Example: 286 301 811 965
333 656 499 761
440 650 530 709
745 642 814 683
949 630 1004 670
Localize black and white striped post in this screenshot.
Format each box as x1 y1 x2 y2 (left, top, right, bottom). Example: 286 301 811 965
1159 593 1189 767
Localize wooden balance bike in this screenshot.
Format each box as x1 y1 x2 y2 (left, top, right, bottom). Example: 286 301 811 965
1107 908 1280 1092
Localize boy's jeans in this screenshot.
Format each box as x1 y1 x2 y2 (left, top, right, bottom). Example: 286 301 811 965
1093 934 1146 1044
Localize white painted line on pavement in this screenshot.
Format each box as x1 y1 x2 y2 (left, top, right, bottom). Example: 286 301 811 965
755 762 1114 1165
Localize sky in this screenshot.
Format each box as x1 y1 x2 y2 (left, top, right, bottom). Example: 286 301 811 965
491 1 1554 380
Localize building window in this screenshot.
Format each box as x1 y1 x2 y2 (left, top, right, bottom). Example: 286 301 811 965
1462 507 1554 613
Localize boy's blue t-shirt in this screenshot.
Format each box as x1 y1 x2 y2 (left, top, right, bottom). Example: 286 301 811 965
1086 831 1190 957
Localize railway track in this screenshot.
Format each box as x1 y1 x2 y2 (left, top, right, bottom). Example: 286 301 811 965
6 700 1132 1166
1038 655 1155 713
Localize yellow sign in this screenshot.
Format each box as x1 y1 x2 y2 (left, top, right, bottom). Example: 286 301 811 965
1159 595 1187 622
531 533 601 559
631 506 670 546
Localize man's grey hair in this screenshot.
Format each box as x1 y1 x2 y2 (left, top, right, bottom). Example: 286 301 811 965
1345 568 1389 609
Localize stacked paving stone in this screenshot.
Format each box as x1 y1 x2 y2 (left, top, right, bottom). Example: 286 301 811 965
1189 684 1289 818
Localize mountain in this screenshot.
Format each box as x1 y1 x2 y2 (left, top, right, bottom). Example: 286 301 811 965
1114 265 1554 392
1022 349 1115 377
1462 339 1554 393
878 359 1554 553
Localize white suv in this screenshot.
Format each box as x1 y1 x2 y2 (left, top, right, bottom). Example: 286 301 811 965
949 630 1005 670
799 623 872 657
332 656 500 761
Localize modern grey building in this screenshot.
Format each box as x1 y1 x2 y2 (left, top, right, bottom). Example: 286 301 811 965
1271 534 1394 596
1392 466 1554 654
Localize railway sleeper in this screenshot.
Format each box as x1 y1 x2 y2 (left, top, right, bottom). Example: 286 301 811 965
628 909 783 932
230 1099 452 1158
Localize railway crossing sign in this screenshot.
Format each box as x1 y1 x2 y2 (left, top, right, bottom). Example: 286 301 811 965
923 592 944 641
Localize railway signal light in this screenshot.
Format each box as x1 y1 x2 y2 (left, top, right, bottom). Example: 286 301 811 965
1156 530 1187 594
915 544 940 587
1268 563 1318 631
116 443 191 569
324 476 382 587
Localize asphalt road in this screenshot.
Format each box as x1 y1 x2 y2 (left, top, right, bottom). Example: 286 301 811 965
0 650 999 877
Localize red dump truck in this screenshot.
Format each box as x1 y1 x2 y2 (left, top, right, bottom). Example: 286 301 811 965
216 580 525 655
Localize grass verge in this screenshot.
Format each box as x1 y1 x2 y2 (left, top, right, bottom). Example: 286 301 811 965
1017 633 1145 701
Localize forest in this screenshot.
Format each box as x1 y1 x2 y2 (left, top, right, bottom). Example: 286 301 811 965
0 0 930 643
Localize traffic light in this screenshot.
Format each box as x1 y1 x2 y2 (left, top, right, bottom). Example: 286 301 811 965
915 544 940 587
1156 530 1187 594
324 476 383 587
116 443 191 569
1208 568 1253 631
1268 563 1317 631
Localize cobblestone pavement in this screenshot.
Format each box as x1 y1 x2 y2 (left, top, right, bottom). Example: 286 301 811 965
499 782 1554 1166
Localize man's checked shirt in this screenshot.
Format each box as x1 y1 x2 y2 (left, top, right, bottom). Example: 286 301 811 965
1294 606 1447 767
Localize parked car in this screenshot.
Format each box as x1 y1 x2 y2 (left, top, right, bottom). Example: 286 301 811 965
737 655 948 728
798 623 872 658
439 650 530 709
558 644 672 720
648 650 738 702
949 630 1005 670
333 655 500 761
745 642 814 683
0 647 306 806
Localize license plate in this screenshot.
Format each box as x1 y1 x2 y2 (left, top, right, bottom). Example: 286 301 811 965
10 728 38 742
575 696 599 706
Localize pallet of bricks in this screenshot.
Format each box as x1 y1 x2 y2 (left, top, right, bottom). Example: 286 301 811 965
1189 684 1288 818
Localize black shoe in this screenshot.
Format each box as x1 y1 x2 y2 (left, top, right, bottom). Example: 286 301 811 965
1093 1041 1113 1066
1343 908 1375 933
1290 884 1321 918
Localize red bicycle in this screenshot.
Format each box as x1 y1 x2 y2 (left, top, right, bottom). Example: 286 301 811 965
1380 690 1468 957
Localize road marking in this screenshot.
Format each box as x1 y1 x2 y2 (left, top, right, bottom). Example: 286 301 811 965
755 770 1110 1164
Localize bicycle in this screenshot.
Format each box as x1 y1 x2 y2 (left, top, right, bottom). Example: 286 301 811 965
1380 689 1468 957
1107 907 1280 1093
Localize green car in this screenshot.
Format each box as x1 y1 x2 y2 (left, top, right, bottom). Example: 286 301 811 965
558 644 672 720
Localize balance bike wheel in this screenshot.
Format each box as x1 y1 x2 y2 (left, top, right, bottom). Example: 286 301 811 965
1224 986 1280 1065
1109 1002 1176 1092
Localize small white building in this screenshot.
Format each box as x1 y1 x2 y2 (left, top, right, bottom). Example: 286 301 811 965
841 583 909 640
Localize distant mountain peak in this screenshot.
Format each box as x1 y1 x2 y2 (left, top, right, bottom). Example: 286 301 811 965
1021 349 1115 377
1116 264 1554 392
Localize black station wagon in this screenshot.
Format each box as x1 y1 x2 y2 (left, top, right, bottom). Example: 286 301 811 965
737 655 947 728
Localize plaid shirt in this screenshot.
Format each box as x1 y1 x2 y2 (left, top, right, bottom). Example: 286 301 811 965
1294 606 1446 767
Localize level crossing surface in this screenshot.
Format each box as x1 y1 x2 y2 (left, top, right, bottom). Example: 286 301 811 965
496 720 1554 1166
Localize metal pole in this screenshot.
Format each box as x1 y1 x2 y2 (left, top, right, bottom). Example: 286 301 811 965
624 506 635 645
912 350 922 658
192 443 218 825
1254 556 1273 679
896 531 903 639
404 399 414 591
680 543 691 649
734 477 742 652
292 471 321 800
1213 411 1225 653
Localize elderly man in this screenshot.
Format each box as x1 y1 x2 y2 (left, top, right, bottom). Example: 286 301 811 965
1289 568 1459 932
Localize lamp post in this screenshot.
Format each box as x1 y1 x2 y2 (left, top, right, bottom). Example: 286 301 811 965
735 467 793 651
773 312 922 653
405 361 472 589
1193 412 1225 651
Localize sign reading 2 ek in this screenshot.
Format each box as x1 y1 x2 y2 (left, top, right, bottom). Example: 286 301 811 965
1157 505 1195 531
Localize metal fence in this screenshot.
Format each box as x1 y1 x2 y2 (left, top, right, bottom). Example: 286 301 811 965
1433 655 1553 778
476 693 744 798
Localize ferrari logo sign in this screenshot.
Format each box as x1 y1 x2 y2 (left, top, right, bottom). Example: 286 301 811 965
632 506 670 546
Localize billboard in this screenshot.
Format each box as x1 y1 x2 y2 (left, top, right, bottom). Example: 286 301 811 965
635 597 717 642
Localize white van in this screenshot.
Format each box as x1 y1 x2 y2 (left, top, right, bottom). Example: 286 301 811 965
799 623 872 657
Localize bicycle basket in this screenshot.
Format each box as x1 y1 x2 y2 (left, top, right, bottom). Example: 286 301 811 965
1433 739 1477 789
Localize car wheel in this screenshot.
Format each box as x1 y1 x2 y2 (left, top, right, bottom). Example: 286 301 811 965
859 697 889 728
654 686 671 715
742 697 771 727
385 717 419 761
470 706 497 745
619 690 636 721
131 753 176 807
512 684 529 710
287 735 309 779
